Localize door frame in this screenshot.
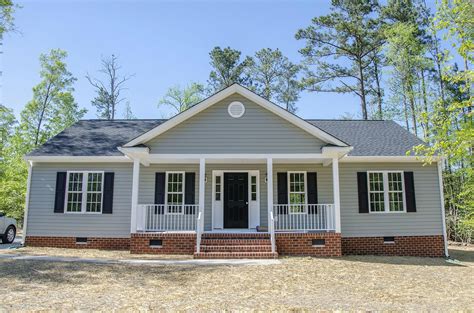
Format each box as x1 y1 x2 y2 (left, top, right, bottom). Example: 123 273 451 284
212 170 260 230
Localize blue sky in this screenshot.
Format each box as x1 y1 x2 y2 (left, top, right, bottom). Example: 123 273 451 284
2 0 438 120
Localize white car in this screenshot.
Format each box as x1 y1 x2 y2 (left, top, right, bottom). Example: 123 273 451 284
0 212 17 244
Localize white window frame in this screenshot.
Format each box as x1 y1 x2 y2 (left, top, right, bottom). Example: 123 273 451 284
367 171 406 214
287 171 308 214
64 171 104 214
165 171 186 215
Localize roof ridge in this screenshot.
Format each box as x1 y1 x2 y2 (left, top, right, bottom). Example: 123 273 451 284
79 118 166 121
307 119 389 122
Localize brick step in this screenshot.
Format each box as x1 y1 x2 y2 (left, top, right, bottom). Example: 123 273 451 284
199 245 272 252
194 252 278 259
200 239 271 246
201 233 270 239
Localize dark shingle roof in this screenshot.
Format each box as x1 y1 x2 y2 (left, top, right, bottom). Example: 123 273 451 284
308 120 426 156
27 119 426 157
27 119 165 156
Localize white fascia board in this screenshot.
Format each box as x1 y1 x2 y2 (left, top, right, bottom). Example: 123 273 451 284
124 84 348 147
24 156 132 163
322 146 353 157
340 156 441 163
147 153 331 161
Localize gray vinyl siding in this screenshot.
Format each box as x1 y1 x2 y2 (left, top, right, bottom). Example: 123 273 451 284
146 93 326 154
338 162 443 237
27 163 133 238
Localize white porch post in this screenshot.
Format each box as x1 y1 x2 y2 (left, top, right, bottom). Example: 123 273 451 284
332 157 341 233
438 160 449 257
199 158 206 230
21 161 34 245
266 158 273 229
130 159 140 233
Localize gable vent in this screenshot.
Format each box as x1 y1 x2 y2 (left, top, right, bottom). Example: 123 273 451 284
228 101 245 118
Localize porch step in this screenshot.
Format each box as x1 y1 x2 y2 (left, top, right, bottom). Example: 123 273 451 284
200 245 272 252
195 232 275 259
200 239 271 246
194 252 278 259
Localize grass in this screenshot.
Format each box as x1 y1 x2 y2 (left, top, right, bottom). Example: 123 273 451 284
0 246 472 311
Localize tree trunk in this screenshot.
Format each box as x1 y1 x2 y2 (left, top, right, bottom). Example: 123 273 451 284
403 91 410 131
357 59 368 120
408 81 418 137
373 57 383 119
421 70 429 140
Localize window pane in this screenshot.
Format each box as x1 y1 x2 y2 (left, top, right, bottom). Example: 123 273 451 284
67 173 83 212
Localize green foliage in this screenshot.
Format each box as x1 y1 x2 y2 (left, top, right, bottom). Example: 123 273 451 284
86 54 132 120
413 0 473 243
0 49 86 221
159 82 205 115
0 104 15 157
208 47 254 92
296 0 384 120
122 101 136 120
0 0 18 35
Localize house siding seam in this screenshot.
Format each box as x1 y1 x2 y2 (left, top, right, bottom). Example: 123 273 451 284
341 235 444 257
25 236 130 250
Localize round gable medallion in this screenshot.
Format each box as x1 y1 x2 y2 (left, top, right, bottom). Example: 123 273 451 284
228 101 245 118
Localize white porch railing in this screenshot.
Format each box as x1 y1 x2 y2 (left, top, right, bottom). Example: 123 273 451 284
273 204 335 231
137 204 200 231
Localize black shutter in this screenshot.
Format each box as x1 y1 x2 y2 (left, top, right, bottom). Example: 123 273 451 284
307 172 318 214
185 172 195 214
54 172 67 213
102 172 114 214
357 172 369 213
154 172 166 214
277 172 288 214
404 171 417 212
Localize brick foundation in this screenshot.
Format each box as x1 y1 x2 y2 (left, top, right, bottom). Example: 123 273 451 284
275 232 342 257
342 235 445 257
130 233 196 255
25 236 130 250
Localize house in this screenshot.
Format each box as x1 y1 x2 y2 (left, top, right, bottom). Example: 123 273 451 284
22 84 447 259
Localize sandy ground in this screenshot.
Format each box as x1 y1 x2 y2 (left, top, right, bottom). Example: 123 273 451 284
0 246 472 311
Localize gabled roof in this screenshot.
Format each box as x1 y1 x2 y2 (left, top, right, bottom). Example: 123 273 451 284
123 84 349 148
27 119 164 156
26 119 426 157
308 120 426 156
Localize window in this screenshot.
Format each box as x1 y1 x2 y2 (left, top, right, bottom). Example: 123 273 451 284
215 175 221 201
66 171 103 213
251 175 257 201
166 172 184 214
368 171 405 213
288 172 306 213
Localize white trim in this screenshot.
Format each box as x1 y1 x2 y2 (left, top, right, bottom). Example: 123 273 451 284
332 157 341 233
130 159 140 233
64 171 105 214
21 161 33 245
211 170 260 230
341 156 439 163
266 158 274 235
367 171 406 214
198 159 206 233
124 84 348 147
287 171 308 214
164 171 185 215
437 160 449 257
24 156 131 163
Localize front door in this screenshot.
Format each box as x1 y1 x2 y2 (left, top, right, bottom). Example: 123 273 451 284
224 173 248 228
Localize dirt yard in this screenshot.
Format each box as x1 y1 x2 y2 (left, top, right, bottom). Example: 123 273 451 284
0 246 473 311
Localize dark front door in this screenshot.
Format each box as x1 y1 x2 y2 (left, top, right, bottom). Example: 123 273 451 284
224 172 248 228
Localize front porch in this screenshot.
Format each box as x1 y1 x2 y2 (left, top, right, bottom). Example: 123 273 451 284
126 153 344 258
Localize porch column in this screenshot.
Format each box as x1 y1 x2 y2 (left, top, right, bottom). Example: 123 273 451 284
332 157 341 233
130 158 140 233
266 158 273 230
199 158 206 231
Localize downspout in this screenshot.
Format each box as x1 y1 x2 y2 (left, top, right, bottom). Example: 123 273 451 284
437 159 449 257
22 160 34 245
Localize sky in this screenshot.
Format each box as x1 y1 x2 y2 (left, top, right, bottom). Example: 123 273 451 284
2 0 438 120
